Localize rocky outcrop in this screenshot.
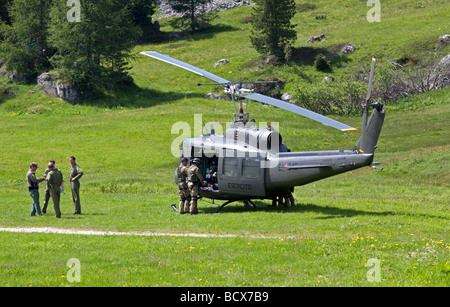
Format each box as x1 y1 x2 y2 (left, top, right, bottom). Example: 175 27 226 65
37 73 87 102
155 0 254 19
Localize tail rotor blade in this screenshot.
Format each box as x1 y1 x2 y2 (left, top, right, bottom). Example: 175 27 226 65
365 58 376 105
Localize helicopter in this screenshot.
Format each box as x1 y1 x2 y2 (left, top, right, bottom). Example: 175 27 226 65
141 51 385 213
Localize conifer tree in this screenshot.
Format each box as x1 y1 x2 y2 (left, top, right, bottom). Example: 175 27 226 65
0 0 53 80
48 0 141 88
250 0 297 63
168 0 217 32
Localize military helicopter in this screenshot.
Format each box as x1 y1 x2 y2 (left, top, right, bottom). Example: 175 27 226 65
141 52 385 213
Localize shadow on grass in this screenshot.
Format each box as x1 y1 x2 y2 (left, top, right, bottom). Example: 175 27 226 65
75 83 205 109
159 24 240 43
199 200 396 217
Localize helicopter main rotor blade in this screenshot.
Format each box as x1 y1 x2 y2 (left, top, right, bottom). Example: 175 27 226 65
141 51 358 132
240 93 359 132
140 51 230 84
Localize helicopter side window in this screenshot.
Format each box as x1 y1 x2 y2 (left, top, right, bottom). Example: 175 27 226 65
242 158 260 179
223 157 239 177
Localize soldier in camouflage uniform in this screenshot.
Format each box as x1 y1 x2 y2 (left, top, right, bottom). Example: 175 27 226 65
177 157 190 214
46 163 63 218
42 160 64 215
69 156 83 214
187 158 204 215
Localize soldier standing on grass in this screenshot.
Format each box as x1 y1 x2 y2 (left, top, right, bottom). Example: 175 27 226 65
26 162 46 216
69 156 83 215
46 163 63 218
177 157 190 214
187 158 204 215
42 160 64 215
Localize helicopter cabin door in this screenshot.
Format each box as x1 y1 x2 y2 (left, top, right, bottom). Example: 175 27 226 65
217 156 266 198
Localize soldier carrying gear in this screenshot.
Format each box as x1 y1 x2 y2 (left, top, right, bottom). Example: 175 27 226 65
187 158 204 215
176 157 189 214
46 163 63 218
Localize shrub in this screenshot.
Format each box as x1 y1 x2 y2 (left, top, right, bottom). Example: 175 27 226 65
314 54 331 71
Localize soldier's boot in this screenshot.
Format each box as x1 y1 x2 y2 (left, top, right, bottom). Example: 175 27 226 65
190 197 198 215
289 193 295 206
184 198 191 214
179 198 185 214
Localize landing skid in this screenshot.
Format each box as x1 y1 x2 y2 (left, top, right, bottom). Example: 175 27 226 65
214 199 257 213
171 200 257 214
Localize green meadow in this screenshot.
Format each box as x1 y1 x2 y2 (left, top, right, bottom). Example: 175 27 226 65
0 0 449 286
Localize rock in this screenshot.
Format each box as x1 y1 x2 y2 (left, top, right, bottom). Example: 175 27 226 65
340 43 355 54
322 76 335 83
155 0 254 20
37 73 86 102
37 73 58 97
281 92 291 102
439 34 450 45
306 33 326 44
204 93 223 100
214 59 229 67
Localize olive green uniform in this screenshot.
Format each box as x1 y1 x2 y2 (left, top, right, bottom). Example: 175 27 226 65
46 169 63 218
187 164 203 214
42 167 63 214
69 163 83 214
177 163 189 214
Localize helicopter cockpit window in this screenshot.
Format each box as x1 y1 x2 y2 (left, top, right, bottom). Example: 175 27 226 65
242 158 260 179
223 157 239 177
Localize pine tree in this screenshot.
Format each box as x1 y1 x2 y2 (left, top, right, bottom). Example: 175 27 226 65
168 0 217 32
0 0 53 80
48 0 141 88
250 0 297 63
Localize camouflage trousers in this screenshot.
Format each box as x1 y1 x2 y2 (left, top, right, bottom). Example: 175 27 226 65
187 182 199 214
178 182 190 214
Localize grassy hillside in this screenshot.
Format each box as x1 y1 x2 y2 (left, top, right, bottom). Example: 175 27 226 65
0 0 449 287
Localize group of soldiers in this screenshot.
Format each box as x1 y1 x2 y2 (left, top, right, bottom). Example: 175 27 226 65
176 157 204 215
26 156 83 218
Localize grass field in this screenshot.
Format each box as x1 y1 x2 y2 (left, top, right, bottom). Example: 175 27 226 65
0 0 449 287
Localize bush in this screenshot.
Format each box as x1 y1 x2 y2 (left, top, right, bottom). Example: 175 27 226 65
314 54 331 71
291 79 366 115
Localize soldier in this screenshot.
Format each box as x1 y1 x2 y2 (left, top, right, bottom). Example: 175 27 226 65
42 160 64 215
46 163 63 218
176 157 190 214
69 156 83 214
187 158 204 215
26 162 46 216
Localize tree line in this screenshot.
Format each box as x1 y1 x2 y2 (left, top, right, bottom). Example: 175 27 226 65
0 0 297 93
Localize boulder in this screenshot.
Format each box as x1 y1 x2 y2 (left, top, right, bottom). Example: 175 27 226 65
281 92 291 102
340 43 355 54
37 73 85 102
439 34 450 45
214 59 229 67
306 33 326 44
